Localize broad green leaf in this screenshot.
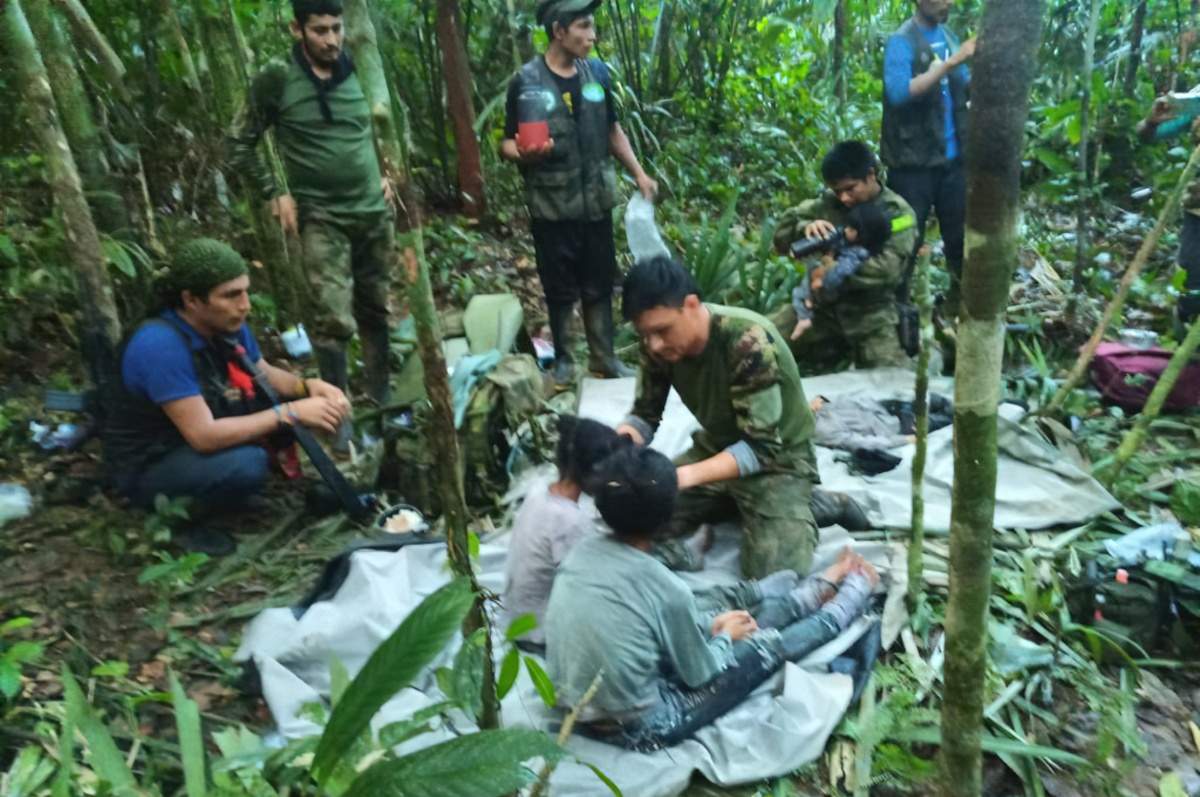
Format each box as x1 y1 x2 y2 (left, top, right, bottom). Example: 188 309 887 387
0 233 18 264
0 660 21 699
91 660 130 679
523 655 557 708
504 613 538 641
5 746 56 794
891 726 1087 765
53 695 75 797
102 238 136 278
5 641 42 665
311 578 476 783
344 728 564 797
378 701 450 748
451 628 486 719
329 656 351 707
0 616 33 634
1170 480 1200 526
496 646 520 699
61 666 139 795
1161 771 1188 797
171 672 207 797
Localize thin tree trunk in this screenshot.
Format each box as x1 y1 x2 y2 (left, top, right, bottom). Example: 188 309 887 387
1047 141 1200 414
651 0 675 100
346 0 498 731
436 0 486 217
833 0 847 105
158 0 203 98
940 2 1043 795
909 251 933 613
5 0 122 394
25 0 130 235
1071 0 1101 300
504 0 523 73
1124 0 1148 98
1101 316 1200 487
51 0 130 101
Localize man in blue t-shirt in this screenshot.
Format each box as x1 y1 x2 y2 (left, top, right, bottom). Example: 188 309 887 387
104 238 350 554
881 0 975 325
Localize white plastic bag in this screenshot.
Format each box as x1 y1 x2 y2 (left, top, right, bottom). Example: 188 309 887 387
0 483 32 527
625 195 670 263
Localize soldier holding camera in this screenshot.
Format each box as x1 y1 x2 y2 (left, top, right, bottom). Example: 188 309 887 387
773 141 917 372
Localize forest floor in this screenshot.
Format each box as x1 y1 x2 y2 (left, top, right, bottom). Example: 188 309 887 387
4 212 1200 796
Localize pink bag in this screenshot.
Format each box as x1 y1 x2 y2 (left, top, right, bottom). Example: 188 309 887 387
1089 342 1200 411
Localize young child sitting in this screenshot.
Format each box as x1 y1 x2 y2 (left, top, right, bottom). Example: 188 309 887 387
546 445 877 751
501 415 624 648
791 201 893 340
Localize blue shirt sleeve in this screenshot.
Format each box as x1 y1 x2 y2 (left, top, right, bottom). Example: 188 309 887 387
121 324 202 405
884 34 914 107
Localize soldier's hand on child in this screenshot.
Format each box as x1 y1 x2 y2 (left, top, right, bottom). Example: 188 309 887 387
711 610 758 641
791 318 813 340
268 194 299 237
803 220 838 240
515 133 556 163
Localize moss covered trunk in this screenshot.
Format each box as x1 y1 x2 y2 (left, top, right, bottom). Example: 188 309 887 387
909 251 933 613
52 0 129 101
5 0 122 393
939 2 1043 795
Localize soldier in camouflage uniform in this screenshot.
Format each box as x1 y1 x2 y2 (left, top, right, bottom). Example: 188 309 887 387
1139 96 1200 330
228 0 394 450
616 256 823 579
772 141 918 372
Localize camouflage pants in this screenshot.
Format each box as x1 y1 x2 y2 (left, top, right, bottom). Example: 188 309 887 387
771 299 910 374
299 210 395 345
656 448 818 579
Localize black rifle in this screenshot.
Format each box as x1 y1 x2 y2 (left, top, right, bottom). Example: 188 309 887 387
224 338 374 522
789 228 847 260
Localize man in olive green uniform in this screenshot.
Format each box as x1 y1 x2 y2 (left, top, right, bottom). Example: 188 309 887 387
616 257 822 579
228 0 393 449
773 141 917 372
500 0 657 386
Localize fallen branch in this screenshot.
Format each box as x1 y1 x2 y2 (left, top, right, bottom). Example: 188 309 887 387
1047 140 1200 414
910 251 933 614
529 672 603 797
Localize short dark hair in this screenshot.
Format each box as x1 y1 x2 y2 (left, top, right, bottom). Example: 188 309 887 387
293 0 343 25
820 140 878 184
555 415 626 487
584 446 678 539
544 10 591 38
621 256 700 322
845 202 892 255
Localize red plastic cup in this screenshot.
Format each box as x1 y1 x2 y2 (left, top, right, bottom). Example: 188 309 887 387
518 119 550 151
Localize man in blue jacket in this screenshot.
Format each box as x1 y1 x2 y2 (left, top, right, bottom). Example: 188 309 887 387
882 0 975 323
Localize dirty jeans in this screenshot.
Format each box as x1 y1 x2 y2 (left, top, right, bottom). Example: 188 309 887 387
126 445 268 512
584 611 841 751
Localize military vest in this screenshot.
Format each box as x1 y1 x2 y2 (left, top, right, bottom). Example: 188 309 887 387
103 316 271 485
515 57 618 222
880 19 969 170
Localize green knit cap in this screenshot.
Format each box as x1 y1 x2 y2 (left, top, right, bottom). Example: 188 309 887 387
168 238 249 300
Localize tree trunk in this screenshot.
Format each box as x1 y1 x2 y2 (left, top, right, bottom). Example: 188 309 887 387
346 0 498 731
158 0 204 99
51 0 130 101
25 0 130 236
1070 0 1101 300
939 2 1043 795
436 0 486 218
833 0 847 105
1047 140 1200 414
651 0 675 100
909 251 933 613
1124 0 1148 98
5 0 122 394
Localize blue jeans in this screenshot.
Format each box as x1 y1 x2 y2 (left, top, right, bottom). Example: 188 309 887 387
585 611 841 752
126 445 269 513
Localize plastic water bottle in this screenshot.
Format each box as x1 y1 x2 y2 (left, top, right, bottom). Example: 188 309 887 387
625 195 670 263
517 88 551 150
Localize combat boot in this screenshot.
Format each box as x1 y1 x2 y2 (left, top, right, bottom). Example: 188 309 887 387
314 343 353 454
582 299 635 378
810 488 870 531
547 301 577 389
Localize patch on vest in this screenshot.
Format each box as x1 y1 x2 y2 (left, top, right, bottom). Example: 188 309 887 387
582 81 605 103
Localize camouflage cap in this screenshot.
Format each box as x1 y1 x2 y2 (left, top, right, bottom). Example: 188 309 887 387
535 0 602 26
167 238 249 300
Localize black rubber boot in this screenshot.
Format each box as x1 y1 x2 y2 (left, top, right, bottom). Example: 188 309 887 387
314 343 353 454
582 299 636 378
810 489 871 531
547 302 576 388
359 324 392 407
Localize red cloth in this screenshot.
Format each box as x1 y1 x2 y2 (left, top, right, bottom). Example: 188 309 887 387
1089 342 1200 411
226 361 256 399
